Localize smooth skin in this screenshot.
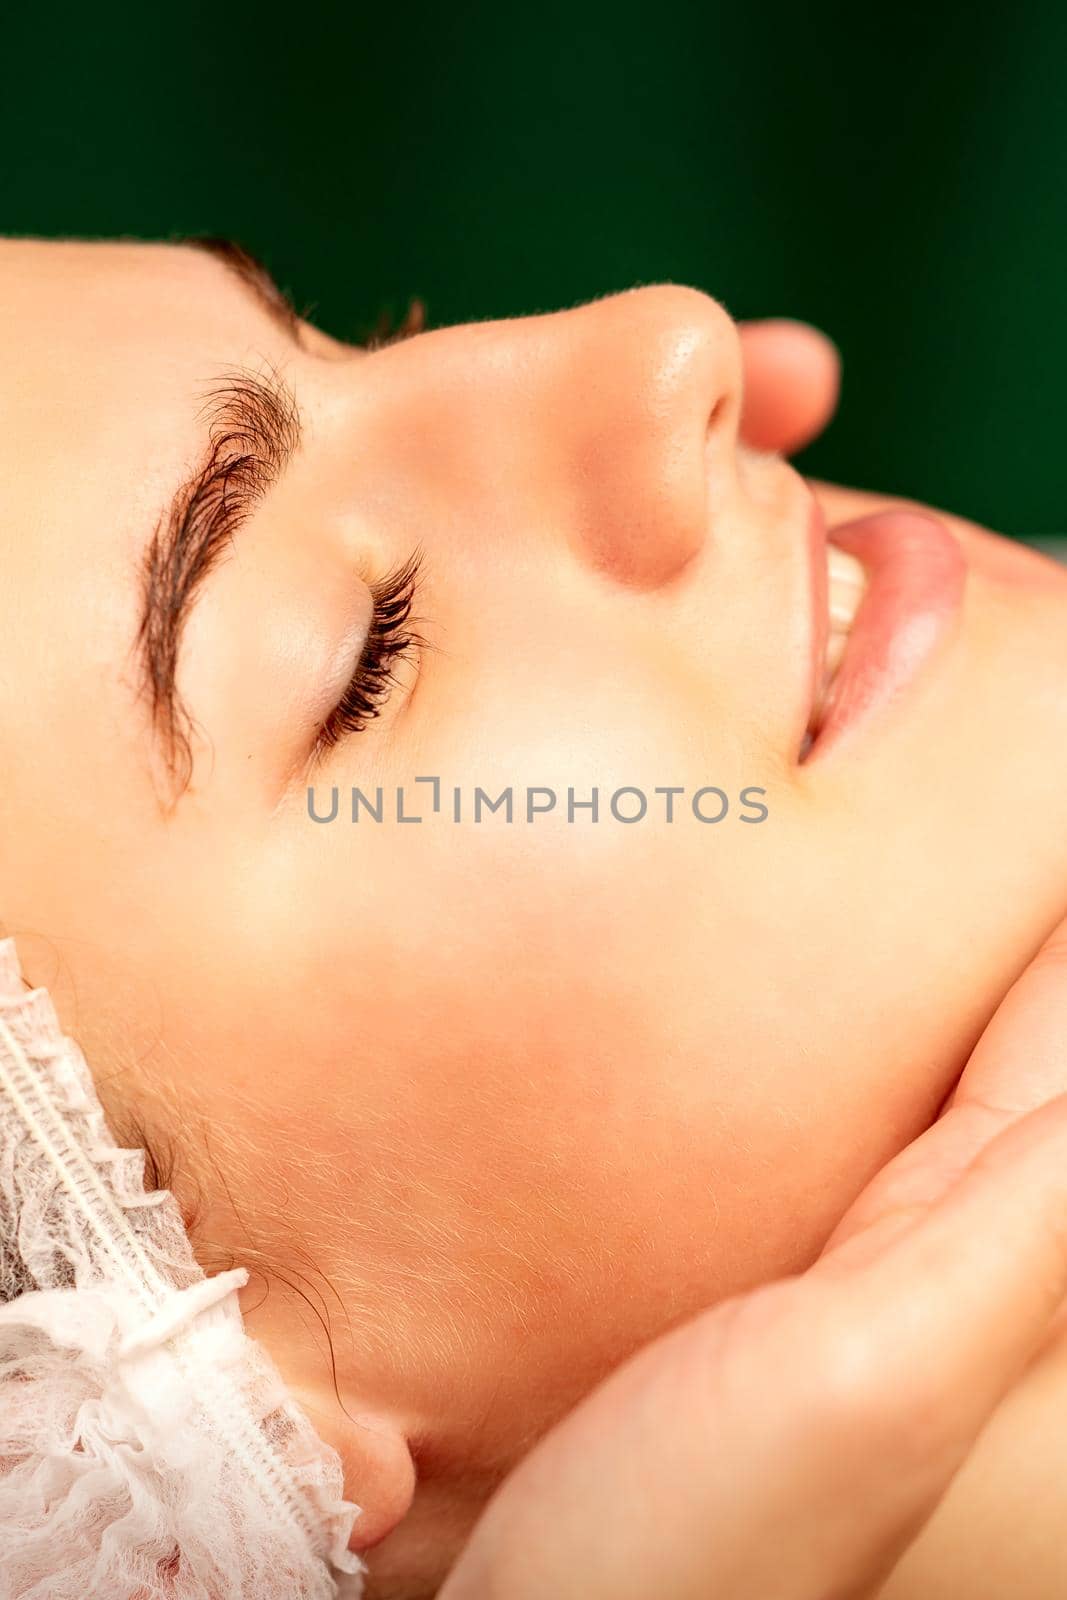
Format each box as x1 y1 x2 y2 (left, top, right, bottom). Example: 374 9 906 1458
440 916 1067 1600
3 239 1067 1597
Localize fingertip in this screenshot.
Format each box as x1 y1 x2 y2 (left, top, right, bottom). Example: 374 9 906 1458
743 316 841 368
738 318 842 454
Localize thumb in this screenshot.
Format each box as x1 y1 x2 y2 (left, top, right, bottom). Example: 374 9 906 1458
738 318 841 455
440 1095 1067 1600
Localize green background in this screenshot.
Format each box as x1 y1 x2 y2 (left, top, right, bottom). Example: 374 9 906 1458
4 4 1064 536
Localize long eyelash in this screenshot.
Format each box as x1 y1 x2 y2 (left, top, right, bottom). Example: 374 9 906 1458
316 550 427 751
363 297 427 350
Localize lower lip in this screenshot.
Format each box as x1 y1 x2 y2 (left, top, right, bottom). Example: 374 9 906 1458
804 509 967 761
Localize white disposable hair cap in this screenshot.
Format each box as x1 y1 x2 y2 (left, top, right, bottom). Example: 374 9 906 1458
0 936 368 1599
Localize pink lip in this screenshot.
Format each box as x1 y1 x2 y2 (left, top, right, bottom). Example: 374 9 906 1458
802 507 967 761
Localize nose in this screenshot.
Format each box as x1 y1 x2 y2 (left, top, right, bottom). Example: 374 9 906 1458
546 284 744 588
329 283 744 593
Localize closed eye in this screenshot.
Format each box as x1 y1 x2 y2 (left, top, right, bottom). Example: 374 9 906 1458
313 549 427 757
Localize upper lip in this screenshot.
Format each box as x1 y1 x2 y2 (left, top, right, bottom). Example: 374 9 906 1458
800 492 967 761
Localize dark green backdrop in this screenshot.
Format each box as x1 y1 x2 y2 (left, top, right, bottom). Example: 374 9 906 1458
4 4 1064 535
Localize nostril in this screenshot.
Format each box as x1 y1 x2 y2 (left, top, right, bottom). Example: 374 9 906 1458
707 394 728 430
550 283 744 591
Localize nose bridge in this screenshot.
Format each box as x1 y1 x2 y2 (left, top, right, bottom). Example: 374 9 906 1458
545 284 744 588
336 285 743 592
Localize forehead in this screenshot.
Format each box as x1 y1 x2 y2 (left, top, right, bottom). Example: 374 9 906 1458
0 237 261 365
0 237 287 475
0 240 280 770
0 236 281 581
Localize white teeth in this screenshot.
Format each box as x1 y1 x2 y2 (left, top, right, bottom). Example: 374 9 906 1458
806 543 868 743
827 545 866 628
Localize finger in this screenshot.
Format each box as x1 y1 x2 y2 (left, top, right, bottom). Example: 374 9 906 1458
439 1094 1067 1600
737 319 841 455
828 914 1067 1252
778 1095 1067 1600
949 914 1067 1113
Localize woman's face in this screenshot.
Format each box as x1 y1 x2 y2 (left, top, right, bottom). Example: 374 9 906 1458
3 238 1067 1549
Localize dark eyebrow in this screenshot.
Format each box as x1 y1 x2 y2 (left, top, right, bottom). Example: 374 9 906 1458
183 234 303 340
134 364 302 808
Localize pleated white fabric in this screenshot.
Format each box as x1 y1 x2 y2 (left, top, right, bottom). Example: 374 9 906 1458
0 937 367 1599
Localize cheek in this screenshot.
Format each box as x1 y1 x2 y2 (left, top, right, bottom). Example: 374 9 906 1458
142 802 986 1476
173 751 1026 1460
264 833 802 1410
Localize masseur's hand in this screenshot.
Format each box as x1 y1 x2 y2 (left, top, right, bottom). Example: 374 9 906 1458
735 317 841 456
438 917 1067 1600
